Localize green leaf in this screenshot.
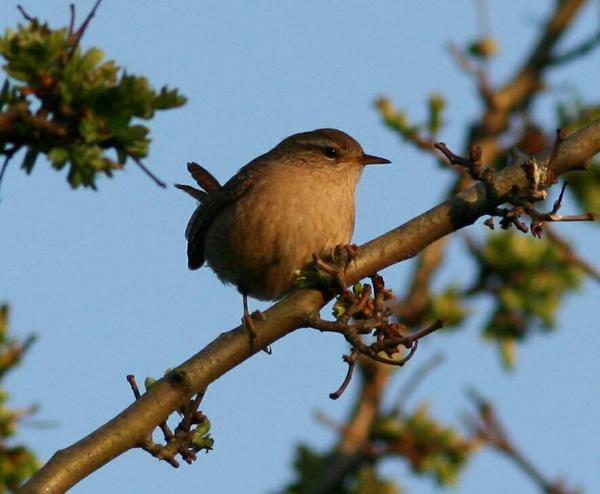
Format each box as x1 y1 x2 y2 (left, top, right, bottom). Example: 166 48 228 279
154 86 187 109
372 404 476 487
427 93 446 137
143 377 157 391
0 305 7 338
500 340 516 369
424 285 468 328
47 147 69 165
0 14 186 188
472 232 583 365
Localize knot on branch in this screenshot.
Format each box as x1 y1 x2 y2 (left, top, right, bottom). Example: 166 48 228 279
435 129 596 238
126 375 213 468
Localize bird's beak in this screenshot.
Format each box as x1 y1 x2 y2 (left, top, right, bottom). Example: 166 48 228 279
361 153 390 165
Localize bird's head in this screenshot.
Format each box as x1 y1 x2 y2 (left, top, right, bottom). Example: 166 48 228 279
274 128 390 175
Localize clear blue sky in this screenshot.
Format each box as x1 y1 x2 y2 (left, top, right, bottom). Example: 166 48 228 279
2 1 599 493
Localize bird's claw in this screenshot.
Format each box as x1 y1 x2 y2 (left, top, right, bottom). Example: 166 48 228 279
313 244 359 295
332 243 359 272
242 310 271 354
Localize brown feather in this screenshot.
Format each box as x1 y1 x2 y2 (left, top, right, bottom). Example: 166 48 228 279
187 162 221 192
184 157 264 270
174 183 207 202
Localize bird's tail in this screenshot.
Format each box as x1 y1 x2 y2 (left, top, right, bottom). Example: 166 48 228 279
175 162 222 202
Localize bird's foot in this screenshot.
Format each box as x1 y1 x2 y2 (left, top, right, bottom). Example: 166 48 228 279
332 243 359 271
242 309 265 337
312 244 359 295
242 309 271 355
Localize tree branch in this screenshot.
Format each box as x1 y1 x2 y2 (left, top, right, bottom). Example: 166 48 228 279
19 119 600 494
467 390 578 494
471 0 586 163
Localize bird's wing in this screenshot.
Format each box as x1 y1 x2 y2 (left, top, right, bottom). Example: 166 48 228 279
184 160 262 270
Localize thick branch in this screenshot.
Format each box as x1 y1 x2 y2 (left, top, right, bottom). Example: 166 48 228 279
19 119 600 494
475 0 586 162
495 0 585 109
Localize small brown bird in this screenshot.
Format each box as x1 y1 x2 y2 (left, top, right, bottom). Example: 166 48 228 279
177 128 389 325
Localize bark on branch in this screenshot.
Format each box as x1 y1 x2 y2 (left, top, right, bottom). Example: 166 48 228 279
19 119 600 494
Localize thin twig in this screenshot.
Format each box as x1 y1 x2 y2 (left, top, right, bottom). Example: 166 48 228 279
329 351 359 400
126 375 141 399
373 320 444 355
0 146 20 192
126 376 211 466
510 181 596 237
434 142 491 185
436 136 595 238
132 156 167 188
549 30 600 66
70 0 103 47
68 4 76 39
466 389 578 494
307 269 443 400
177 391 205 433
0 155 12 192
366 341 420 367
448 43 495 106
545 226 600 282
127 375 173 441
16 5 34 22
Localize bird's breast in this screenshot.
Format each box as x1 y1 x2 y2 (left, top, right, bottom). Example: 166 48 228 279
204 166 359 300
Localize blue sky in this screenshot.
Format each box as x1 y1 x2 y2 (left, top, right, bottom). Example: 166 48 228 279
1 1 599 493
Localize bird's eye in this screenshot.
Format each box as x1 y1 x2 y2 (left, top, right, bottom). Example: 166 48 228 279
323 146 338 158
